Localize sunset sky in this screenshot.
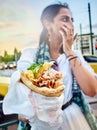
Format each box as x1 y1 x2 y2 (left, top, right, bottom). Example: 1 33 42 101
0 0 97 56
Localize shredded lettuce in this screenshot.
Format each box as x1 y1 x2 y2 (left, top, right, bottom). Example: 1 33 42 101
27 63 42 75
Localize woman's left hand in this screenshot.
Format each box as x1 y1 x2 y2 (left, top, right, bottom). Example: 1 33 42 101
18 115 29 123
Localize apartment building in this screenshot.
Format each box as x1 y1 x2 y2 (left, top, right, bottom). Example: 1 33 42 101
74 33 97 55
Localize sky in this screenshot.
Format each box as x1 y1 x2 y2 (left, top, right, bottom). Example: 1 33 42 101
0 0 97 56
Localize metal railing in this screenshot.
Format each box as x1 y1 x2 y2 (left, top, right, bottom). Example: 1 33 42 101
0 100 19 130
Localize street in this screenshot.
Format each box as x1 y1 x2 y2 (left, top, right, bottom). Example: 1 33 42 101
0 69 16 77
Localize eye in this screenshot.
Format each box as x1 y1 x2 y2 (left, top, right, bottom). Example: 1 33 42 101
60 16 74 22
71 18 74 22
61 16 69 22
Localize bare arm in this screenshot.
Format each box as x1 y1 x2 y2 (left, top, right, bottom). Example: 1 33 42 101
69 55 97 96
60 25 97 97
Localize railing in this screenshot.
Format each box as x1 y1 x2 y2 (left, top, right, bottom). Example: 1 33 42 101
0 100 19 130
0 119 19 130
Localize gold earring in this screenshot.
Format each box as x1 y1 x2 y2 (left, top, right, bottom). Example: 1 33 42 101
47 30 51 42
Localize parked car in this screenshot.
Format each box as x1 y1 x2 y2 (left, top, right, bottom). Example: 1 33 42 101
7 61 16 69
0 63 7 70
83 55 97 73
0 65 3 70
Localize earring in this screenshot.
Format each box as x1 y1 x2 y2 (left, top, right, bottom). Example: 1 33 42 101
47 29 52 42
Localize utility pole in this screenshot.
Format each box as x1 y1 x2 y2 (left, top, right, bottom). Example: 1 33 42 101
80 24 83 54
88 3 94 55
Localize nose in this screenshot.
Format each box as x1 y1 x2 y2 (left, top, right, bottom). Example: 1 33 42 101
66 21 74 30
69 18 74 27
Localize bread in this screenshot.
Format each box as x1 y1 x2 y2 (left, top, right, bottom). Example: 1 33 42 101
20 71 65 97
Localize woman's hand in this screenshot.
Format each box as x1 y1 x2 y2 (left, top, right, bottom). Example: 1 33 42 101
18 115 29 123
59 25 77 56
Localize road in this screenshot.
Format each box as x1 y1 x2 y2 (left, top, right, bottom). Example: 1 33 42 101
0 69 16 77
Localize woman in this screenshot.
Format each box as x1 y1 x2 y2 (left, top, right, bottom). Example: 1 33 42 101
3 2 97 130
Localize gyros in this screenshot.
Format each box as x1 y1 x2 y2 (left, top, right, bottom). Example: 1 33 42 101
20 62 65 97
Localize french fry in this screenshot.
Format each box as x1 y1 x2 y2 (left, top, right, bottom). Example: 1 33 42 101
25 70 34 80
35 61 54 78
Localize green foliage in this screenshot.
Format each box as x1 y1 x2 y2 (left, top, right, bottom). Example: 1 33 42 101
0 48 21 63
0 56 3 63
3 55 14 63
4 50 8 57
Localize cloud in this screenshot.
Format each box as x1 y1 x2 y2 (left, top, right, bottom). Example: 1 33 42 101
0 38 39 56
0 22 22 30
0 0 41 55
0 0 40 34
92 23 97 28
84 23 97 29
25 40 39 46
0 0 38 22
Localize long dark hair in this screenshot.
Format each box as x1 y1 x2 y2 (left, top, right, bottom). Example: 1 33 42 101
39 2 70 45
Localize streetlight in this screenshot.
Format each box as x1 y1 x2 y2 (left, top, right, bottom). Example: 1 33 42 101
88 3 93 55
80 24 83 54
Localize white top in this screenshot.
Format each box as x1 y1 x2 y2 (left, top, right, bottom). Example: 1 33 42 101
3 48 95 130
17 48 95 103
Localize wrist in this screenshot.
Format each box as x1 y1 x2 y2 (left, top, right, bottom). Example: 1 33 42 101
68 56 77 61
65 52 75 58
63 46 73 55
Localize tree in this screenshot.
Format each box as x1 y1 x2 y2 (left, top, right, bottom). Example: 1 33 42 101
4 50 8 57
14 48 18 55
0 48 21 63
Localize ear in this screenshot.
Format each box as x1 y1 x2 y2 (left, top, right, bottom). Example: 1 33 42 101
42 19 51 30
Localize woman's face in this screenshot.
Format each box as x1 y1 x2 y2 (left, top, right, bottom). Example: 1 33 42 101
48 7 74 43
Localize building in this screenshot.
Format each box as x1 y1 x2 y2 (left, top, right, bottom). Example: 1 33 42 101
74 33 97 55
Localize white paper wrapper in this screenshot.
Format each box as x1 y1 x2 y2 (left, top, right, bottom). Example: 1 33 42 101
3 71 64 129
